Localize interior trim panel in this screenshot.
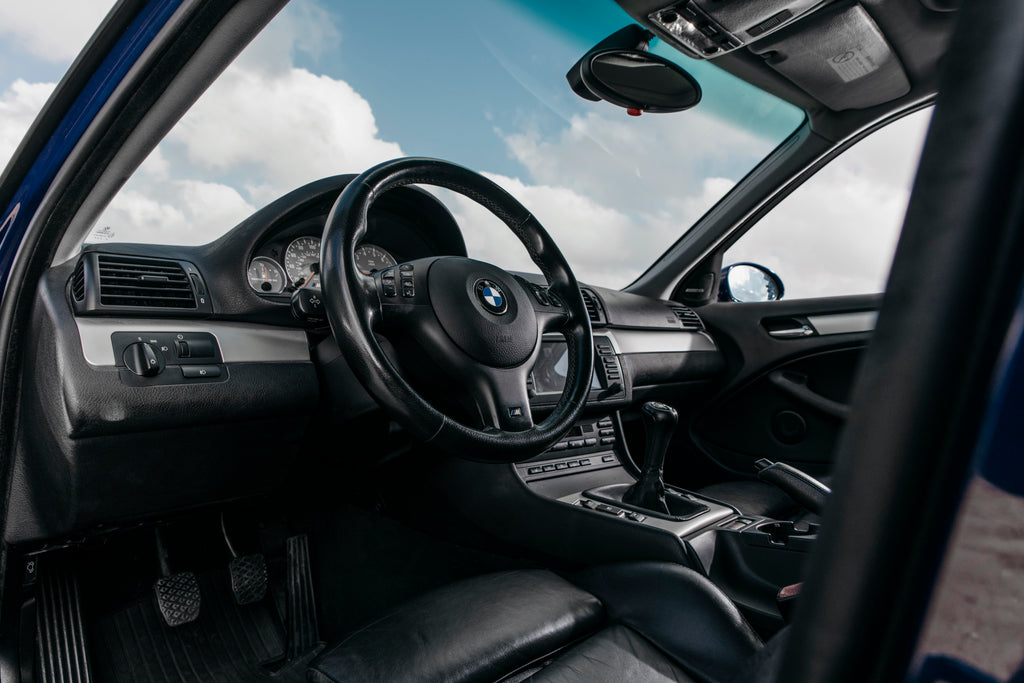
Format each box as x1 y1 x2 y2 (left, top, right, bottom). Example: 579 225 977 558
807 311 879 336
608 329 718 354
75 318 311 365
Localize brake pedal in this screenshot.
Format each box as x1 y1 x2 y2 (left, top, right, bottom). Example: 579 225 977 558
152 527 201 627
229 554 268 605
154 572 202 627
221 513 269 605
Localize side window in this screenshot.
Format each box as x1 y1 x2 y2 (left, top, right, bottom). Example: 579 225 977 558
723 108 932 300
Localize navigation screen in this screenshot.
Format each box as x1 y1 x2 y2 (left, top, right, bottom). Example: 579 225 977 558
532 342 600 395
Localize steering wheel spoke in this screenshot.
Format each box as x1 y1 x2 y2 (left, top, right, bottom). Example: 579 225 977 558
371 257 436 330
474 365 535 432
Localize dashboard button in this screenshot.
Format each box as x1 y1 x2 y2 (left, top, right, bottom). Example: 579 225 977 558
181 365 221 379
569 439 585 448
584 438 597 446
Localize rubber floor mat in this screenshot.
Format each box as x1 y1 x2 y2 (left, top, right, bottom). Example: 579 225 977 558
90 571 316 682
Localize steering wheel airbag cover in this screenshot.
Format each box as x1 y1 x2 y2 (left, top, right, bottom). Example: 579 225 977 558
428 258 537 368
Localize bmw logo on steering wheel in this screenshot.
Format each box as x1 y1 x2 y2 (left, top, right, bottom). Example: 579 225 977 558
475 279 508 315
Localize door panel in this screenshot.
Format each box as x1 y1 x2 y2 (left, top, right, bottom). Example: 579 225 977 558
690 294 881 478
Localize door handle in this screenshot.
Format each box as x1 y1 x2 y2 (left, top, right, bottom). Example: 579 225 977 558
769 370 850 420
768 324 816 338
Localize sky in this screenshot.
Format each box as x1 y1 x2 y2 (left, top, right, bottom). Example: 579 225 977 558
0 0 930 295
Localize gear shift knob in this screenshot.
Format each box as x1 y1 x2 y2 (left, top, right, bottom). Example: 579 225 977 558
622 401 678 514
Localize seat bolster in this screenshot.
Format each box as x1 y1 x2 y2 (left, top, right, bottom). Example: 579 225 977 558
574 562 763 683
308 569 603 683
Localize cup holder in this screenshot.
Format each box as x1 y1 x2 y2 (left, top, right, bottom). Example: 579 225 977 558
757 520 820 546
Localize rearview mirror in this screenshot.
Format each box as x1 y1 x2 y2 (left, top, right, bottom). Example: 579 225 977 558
720 263 785 302
567 26 702 114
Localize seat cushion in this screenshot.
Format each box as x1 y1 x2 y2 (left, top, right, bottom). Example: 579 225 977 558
309 562 765 683
308 569 603 683
574 562 763 683
526 625 697 683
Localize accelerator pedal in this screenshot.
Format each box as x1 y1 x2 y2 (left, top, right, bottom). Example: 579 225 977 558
37 558 93 682
152 527 201 627
286 534 320 658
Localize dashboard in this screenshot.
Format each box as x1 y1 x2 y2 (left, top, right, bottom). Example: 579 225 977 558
7 173 725 544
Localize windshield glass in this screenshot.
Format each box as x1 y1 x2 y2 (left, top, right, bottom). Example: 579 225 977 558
89 0 803 288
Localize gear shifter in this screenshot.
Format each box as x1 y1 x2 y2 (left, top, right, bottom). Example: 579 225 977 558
621 401 678 515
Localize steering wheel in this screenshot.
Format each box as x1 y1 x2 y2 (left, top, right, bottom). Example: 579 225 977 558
320 158 595 463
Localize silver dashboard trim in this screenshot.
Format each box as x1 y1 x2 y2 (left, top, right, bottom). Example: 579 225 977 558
604 329 717 354
76 318 311 366
807 311 878 336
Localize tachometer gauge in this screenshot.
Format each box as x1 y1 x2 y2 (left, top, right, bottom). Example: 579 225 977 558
354 244 398 275
247 257 286 294
284 236 322 288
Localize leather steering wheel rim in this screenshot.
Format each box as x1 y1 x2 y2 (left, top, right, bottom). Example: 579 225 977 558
320 157 594 462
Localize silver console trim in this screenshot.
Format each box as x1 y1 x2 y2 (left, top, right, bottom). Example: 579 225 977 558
807 311 878 336
76 318 311 366
557 490 734 538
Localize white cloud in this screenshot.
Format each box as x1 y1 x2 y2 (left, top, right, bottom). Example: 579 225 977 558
97 180 254 246
724 109 931 300
0 79 55 170
0 2 112 62
168 66 402 207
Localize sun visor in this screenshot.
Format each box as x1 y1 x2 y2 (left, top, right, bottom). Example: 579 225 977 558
748 3 910 111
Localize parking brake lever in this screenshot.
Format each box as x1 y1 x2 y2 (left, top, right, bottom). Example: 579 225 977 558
755 458 831 515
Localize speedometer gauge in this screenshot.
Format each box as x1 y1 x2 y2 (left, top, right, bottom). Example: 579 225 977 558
247 257 286 294
284 236 321 288
354 244 397 275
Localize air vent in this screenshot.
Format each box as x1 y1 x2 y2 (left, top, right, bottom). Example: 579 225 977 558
581 288 605 324
670 305 704 330
71 259 86 303
97 254 196 309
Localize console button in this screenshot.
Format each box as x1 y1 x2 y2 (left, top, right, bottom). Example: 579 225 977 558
542 464 555 472
626 512 646 522
599 428 615 437
527 467 541 474
567 460 580 468
595 504 623 516
600 437 616 445
551 442 568 451
580 459 591 466
569 439 585 448
584 438 598 446
602 455 616 462
555 463 568 470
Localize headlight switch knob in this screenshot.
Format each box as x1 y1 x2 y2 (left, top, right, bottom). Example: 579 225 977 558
123 342 164 377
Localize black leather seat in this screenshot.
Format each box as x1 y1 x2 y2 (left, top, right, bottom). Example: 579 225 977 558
308 562 768 683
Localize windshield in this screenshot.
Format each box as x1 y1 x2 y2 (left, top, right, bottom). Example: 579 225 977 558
89 0 803 289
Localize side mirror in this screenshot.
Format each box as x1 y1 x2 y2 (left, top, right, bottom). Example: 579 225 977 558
567 25 702 114
719 263 785 302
